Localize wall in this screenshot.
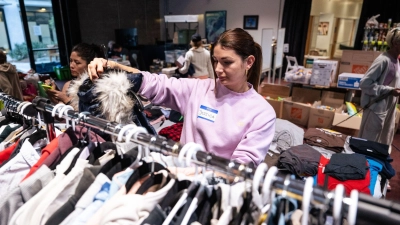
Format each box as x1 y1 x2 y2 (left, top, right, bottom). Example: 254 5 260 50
163 0 285 45
310 0 363 19
77 0 161 46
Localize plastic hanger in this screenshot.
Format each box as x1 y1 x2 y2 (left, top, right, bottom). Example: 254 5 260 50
301 177 314 225
58 105 74 129
177 142 196 167
162 142 200 225
117 124 138 142
51 103 65 118
125 126 148 168
180 143 207 225
347 189 359 225
333 184 345 225
252 162 268 210
261 166 278 213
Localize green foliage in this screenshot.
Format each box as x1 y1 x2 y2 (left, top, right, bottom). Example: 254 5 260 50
8 43 28 61
8 42 48 61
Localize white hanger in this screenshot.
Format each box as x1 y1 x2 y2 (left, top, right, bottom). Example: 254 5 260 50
162 142 198 225
252 162 268 210
178 142 196 167
125 126 148 168
59 105 74 129
333 184 345 225
185 143 204 169
51 103 65 118
301 177 314 225
261 166 278 212
347 189 359 225
117 124 138 142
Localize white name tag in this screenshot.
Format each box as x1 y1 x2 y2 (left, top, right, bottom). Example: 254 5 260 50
197 105 218 123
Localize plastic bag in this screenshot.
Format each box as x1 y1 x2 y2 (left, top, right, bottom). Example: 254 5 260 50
366 14 380 28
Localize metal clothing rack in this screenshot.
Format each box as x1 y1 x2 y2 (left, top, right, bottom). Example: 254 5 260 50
1 93 400 224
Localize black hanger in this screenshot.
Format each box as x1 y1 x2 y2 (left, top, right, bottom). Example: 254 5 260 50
135 171 169 195
124 161 169 192
28 129 47 146
98 148 139 179
88 142 117 165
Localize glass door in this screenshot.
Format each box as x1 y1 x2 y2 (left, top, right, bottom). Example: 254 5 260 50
23 0 60 73
0 2 32 72
0 0 59 73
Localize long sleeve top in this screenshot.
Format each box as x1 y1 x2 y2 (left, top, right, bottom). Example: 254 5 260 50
139 72 276 166
179 47 214 78
360 52 400 110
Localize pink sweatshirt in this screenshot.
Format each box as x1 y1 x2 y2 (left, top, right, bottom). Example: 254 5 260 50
139 72 276 165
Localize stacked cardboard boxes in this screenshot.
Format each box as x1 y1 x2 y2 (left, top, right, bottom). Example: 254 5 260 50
258 84 291 118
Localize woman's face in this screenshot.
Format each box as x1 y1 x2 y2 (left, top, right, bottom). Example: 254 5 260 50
69 51 87 77
212 45 251 91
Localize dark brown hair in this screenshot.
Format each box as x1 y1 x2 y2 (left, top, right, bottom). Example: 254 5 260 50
0 50 6 64
71 43 104 64
210 28 262 91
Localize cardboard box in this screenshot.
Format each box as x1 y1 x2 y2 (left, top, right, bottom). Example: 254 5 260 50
339 50 381 74
332 105 362 130
337 73 364 89
282 87 321 126
310 60 338 87
258 84 290 118
308 91 345 128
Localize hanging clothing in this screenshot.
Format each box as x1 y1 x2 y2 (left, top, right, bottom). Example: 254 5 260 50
68 72 156 135
0 62 24 100
0 165 54 225
0 139 40 198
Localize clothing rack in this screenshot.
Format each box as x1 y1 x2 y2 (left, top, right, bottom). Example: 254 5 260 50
1 93 400 224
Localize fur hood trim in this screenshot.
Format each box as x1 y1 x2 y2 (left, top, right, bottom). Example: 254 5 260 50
93 71 134 124
68 71 135 124
67 73 88 111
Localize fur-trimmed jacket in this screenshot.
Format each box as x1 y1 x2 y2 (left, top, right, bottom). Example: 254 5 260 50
68 70 156 134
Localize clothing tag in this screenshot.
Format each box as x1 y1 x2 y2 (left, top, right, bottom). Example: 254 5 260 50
197 105 218 123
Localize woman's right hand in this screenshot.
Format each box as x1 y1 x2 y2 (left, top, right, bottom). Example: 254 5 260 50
88 58 110 80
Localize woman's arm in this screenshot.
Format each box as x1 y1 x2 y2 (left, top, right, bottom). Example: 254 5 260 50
88 58 140 80
178 53 191 74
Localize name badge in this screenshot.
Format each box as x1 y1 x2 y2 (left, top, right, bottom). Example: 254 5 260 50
197 105 218 123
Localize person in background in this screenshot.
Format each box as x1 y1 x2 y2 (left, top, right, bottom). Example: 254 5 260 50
88 28 276 166
111 43 130 60
106 40 115 58
0 50 24 100
46 43 103 107
177 33 214 79
359 27 400 151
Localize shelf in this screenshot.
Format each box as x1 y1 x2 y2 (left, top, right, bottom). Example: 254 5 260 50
164 15 199 23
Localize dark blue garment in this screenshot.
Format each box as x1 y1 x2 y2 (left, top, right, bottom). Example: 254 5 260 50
76 72 155 135
366 155 396 179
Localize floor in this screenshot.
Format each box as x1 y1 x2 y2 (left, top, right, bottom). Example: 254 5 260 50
262 77 400 203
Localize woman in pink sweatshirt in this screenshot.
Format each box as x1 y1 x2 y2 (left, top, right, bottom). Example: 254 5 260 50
88 28 276 166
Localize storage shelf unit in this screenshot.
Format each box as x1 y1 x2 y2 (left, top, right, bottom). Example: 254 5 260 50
164 15 199 48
